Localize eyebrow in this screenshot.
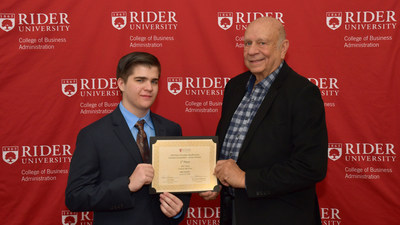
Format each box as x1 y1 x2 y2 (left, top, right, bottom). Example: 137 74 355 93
133 76 159 81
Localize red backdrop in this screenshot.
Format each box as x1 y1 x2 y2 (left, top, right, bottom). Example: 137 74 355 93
1 0 399 224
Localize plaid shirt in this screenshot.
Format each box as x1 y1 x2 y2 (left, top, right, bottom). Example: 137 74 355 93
220 62 282 161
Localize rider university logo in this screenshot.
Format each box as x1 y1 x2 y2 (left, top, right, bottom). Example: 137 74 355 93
167 77 182 95
0 13 15 32
111 11 127 30
61 79 78 97
328 143 342 161
62 211 78 225
2 146 19 165
218 12 233 30
326 12 342 30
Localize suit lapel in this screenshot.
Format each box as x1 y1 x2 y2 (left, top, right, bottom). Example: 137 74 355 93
238 86 279 158
111 108 143 163
238 63 290 159
151 113 166 136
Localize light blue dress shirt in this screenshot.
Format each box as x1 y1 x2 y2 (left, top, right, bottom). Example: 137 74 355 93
119 102 155 145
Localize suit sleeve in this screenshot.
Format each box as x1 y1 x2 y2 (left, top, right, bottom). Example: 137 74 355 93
245 83 328 198
65 128 134 212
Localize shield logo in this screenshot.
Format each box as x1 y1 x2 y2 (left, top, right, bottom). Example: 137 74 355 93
62 211 78 225
328 143 342 161
326 12 342 30
2 146 18 165
167 77 182 95
218 12 233 30
61 79 78 97
0 13 15 32
111 11 127 30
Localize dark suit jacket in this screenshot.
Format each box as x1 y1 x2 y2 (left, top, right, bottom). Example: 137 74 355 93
65 107 191 225
216 62 328 225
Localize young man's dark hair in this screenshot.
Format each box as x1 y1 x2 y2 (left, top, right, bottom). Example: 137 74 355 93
116 52 161 82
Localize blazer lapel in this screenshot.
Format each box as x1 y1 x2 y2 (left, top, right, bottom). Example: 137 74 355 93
238 62 290 159
151 113 167 136
111 108 143 163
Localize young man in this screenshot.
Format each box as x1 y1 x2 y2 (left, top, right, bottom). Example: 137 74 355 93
65 52 191 225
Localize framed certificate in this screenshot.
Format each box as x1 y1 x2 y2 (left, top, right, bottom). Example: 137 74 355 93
149 136 219 194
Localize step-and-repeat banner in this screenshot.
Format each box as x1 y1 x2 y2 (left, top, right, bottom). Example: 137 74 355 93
1 0 399 224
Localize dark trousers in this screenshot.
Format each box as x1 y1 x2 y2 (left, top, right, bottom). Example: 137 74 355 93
220 188 235 225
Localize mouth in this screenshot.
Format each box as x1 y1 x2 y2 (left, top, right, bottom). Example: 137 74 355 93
248 58 264 64
140 94 153 99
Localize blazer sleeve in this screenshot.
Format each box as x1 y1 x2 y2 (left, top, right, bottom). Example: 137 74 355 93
65 127 134 212
245 83 328 198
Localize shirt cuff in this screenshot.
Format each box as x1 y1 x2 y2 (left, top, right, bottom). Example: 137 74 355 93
173 209 183 219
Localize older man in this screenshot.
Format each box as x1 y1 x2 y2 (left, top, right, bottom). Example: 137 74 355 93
200 17 328 225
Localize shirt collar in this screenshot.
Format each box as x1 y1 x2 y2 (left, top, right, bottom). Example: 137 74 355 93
119 102 154 130
247 61 284 92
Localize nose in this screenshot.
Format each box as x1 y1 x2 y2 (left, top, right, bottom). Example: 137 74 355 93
144 81 153 91
249 44 258 55
246 43 259 55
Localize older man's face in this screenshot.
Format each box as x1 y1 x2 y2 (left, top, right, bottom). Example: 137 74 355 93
243 19 287 80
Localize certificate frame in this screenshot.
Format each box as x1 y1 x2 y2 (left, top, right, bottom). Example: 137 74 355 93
149 136 219 194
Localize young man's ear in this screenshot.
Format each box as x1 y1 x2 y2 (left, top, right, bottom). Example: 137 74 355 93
117 78 125 92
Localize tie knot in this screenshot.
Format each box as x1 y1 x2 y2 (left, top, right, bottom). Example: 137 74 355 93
135 120 145 130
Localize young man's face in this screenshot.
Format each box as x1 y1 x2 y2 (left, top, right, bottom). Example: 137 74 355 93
118 65 159 117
